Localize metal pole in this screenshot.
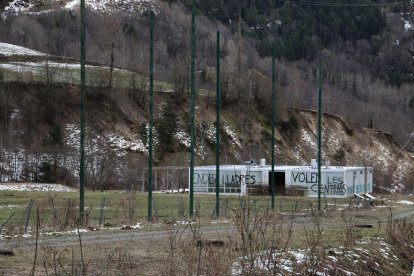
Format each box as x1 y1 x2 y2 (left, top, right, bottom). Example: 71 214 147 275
215 31 220 217
271 48 276 209
189 5 196 217
317 67 322 211
148 11 154 222
79 0 86 224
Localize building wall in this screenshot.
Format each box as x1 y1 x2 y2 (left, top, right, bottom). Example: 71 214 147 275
192 166 373 198
286 168 373 198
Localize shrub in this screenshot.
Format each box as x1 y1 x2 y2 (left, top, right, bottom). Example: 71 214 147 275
279 115 299 133
334 148 346 161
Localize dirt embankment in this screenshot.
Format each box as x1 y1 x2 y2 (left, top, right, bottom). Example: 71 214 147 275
1 83 412 191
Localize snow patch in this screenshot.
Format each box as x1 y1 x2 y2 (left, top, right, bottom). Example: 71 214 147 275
397 200 414 205
223 124 242 149
106 133 147 155
0 42 46 57
0 183 76 192
392 159 413 192
44 228 89 236
156 188 188 194
2 0 158 17
120 222 142 229
3 0 34 16
64 0 158 15
404 19 414 31
65 123 147 156
301 129 316 148
232 238 397 275
174 129 191 149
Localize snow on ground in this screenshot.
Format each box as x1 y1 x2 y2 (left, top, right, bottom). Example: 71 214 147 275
64 0 157 15
106 133 147 155
44 228 89 236
404 19 414 31
397 200 414 205
3 0 34 16
174 129 191 149
223 124 243 149
1 223 144 240
0 204 21 208
232 238 398 275
0 42 45 57
41 223 143 236
392 159 413 192
0 61 130 75
65 123 147 157
210 219 229 224
204 122 216 142
290 146 307 164
2 0 158 17
0 183 76 192
155 188 188 194
175 125 210 159
301 129 316 148
323 120 345 151
120 222 142 229
64 123 81 149
10 108 21 120
371 140 393 170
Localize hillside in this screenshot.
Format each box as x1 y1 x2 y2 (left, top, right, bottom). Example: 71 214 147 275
0 41 412 192
0 1 413 192
0 0 413 146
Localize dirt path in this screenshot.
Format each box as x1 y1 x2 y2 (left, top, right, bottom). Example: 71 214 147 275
2 206 413 250
0 225 235 249
394 209 414 219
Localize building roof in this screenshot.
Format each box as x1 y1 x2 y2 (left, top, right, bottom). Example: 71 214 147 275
194 165 373 172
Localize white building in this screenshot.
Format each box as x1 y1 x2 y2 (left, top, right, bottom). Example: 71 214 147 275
190 160 373 198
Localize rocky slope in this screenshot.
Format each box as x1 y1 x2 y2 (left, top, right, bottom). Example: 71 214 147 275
0 78 412 192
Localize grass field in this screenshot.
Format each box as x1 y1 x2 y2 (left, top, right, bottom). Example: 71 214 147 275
0 189 412 232
1 189 414 275
0 189 367 230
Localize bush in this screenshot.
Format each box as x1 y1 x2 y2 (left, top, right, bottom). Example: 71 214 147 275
137 122 148 146
260 128 271 142
334 148 346 161
279 115 299 133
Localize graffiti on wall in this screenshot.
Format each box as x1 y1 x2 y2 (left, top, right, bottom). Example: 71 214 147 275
291 172 346 196
194 171 261 186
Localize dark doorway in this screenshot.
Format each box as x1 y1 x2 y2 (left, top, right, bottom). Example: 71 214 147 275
268 172 286 195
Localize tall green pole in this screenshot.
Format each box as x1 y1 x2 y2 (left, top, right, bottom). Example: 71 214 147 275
215 31 220 217
79 0 86 224
271 48 276 209
317 67 322 211
189 5 196 217
148 11 154 222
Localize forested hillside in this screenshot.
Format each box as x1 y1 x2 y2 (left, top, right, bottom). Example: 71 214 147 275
0 0 412 144
179 0 413 84
0 0 413 190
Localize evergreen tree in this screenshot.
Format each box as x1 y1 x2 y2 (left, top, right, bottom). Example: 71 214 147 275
155 100 179 150
36 161 56 183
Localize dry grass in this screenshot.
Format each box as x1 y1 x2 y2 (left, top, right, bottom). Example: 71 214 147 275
1 193 414 275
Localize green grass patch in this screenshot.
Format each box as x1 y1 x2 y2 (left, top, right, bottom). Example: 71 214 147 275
0 190 356 228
